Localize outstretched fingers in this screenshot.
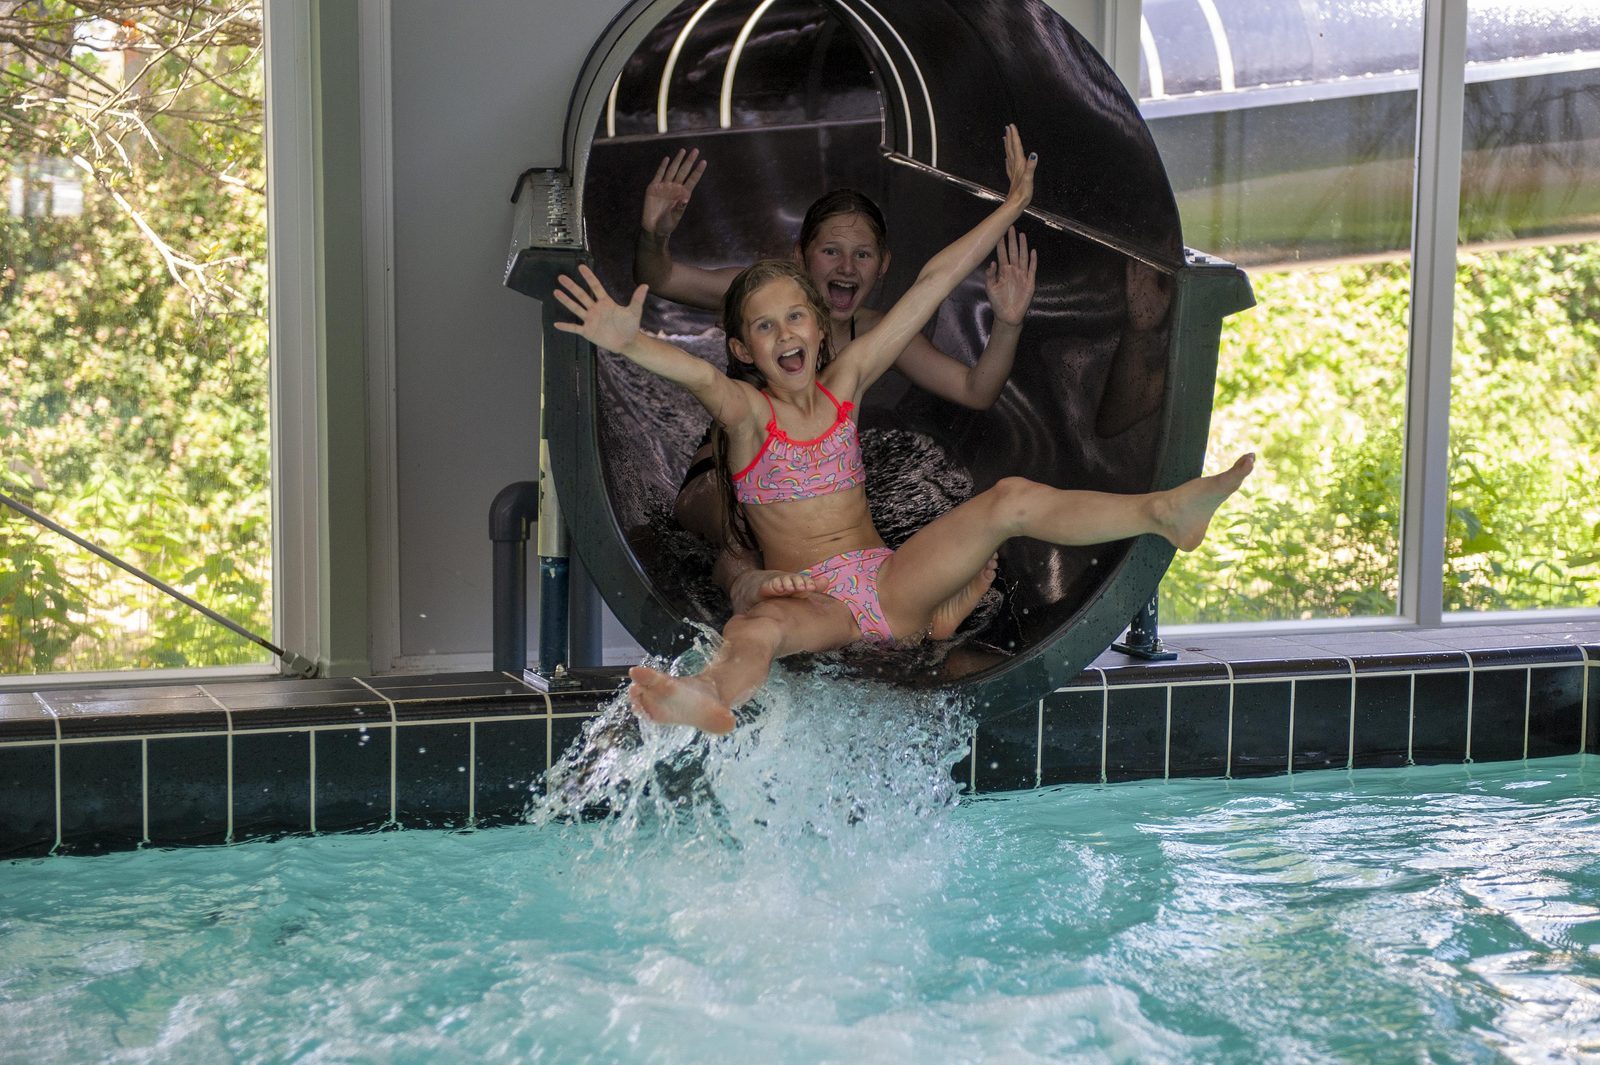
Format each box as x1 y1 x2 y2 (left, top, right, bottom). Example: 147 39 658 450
1002 123 1037 207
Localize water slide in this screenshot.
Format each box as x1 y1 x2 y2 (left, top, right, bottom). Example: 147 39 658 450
505 0 1253 718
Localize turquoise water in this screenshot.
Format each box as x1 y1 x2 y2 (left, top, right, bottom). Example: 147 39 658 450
2 670 1599 1064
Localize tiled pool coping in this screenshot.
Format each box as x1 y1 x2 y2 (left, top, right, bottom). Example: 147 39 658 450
2 624 1596 858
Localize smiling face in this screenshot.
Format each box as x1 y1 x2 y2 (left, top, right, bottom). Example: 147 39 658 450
799 212 890 321
729 276 826 390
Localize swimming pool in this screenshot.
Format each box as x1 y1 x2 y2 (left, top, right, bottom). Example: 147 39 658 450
2 673 1597 1063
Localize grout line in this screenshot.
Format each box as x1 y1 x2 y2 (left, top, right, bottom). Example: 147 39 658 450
1582 647 1592 754
1094 669 1108 786
353 678 399 827
1465 651 1478 763
1523 668 1531 761
308 730 317 835
1035 698 1044 789
1407 671 1416 765
969 726 978 794
1286 678 1297 775
468 721 477 825
1221 660 1236 779
199 686 235 843
141 738 149 845
1163 685 1172 782
0 712 559 747
38 693 61 854
1343 656 1356 770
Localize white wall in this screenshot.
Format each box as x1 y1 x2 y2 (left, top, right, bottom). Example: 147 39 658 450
386 0 633 670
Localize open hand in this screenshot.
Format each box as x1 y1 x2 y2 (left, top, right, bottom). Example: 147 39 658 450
986 226 1037 326
640 148 707 239
552 264 647 352
1002 123 1036 211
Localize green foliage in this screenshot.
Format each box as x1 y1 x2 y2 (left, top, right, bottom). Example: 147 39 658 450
2 2 269 673
1163 242 1600 623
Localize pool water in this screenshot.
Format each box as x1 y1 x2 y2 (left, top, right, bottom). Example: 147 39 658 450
2 668 1598 1064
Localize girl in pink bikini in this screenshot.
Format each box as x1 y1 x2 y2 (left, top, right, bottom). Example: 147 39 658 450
555 126 1253 735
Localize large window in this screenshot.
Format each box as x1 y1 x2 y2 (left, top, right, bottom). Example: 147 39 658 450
0 2 272 674
1140 0 1600 626
1445 3 1600 612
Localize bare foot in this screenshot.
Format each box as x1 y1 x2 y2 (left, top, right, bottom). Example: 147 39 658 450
928 554 998 640
727 568 822 613
1154 453 1255 550
627 665 736 734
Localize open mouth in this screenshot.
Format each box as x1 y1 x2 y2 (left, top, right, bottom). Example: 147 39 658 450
826 281 858 313
776 347 806 374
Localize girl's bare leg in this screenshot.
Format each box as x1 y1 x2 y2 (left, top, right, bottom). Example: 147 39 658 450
628 594 860 733
880 455 1254 634
928 554 998 640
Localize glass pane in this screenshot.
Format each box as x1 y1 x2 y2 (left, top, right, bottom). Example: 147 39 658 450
1446 4 1600 612
0 4 271 673
1139 0 1420 622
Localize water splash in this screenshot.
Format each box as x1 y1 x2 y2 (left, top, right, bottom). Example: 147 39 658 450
530 637 975 859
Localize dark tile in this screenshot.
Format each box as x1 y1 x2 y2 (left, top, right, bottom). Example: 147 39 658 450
1105 686 1167 782
1352 674 1412 768
0 745 55 858
47 693 226 739
394 723 471 828
548 686 623 717
528 666 634 698
1179 637 1349 679
1039 689 1103 787
392 694 549 723
950 730 976 794
1285 631 1452 667
233 731 312 839
226 691 389 730
1588 655 1599 755
1527 665 1584 759
0 694 54 742
313 726 392 832
1090 647 1229 686
550 714 598 769
364 671 534 693
58 740 143 854
38 684 201 705
1293 677 1354 772
976 701 1043 792
1422 631 1582 653
200 677 371 700
1348 648 1471 674
1230 681 1291 778
1467 645 1583 668
475 718 549 824
1410 671 1471 764
1167 683 1230 778
1468 668 1529 764
145 735 229 846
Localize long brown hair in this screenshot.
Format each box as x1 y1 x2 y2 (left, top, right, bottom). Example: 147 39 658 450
713 260 835 552
798 189 889 255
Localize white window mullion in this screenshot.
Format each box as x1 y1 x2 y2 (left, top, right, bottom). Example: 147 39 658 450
263 0 325 672
1399 0 1468 628
359 0 400 675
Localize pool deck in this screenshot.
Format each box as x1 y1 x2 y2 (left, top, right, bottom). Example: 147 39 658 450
2 621 1597 858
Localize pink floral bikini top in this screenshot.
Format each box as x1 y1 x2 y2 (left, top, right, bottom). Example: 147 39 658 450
732 383 866 505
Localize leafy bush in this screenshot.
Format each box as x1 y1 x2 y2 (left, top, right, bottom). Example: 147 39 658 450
1164 242 1600 622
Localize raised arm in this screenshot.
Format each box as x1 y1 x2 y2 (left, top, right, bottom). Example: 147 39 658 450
632 149 742 311
553 265 757 429
888 226 1037 409
830 125 1037 401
